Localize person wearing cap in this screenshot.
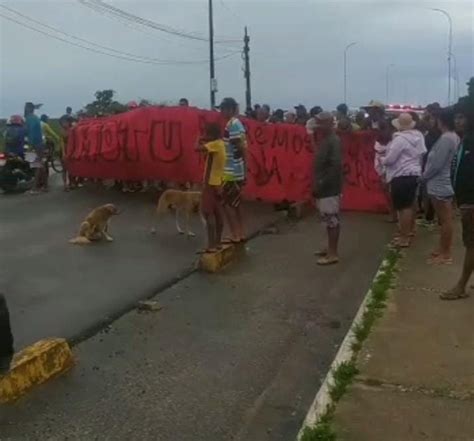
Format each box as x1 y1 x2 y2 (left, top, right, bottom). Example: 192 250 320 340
421 108 460 265
4 115 26 159
305 106 323 136
363 100 386 130
24 102 47 194
220 97 247 243
336 103 348 120
270 108 284 123
383 113 427 248
313 111 343 265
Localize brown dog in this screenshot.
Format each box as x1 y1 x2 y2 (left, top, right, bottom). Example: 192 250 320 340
69 203 119 245
151 189 201 237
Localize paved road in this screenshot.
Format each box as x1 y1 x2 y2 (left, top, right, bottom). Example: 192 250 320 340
0 183 279 348
1 214 393 441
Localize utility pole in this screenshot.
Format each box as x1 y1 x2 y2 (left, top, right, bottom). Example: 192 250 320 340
343 42 357 104
208 0 216 109
243 27 252 115
430 8 453 105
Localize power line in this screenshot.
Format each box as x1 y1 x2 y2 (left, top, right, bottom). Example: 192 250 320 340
77 0 239 55
219 0 245 24
0 5 195 64
74 0 221 54
0 10 240 66
80 0 240 44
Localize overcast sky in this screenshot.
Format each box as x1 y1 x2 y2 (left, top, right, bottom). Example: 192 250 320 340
0 0 473 117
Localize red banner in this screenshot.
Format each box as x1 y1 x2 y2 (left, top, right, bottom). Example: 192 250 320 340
66 107 388 212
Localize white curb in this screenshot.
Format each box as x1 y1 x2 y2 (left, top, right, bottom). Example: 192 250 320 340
297 257 391 439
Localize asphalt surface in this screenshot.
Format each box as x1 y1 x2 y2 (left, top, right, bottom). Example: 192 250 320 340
0 214 393 441
0 182 280 348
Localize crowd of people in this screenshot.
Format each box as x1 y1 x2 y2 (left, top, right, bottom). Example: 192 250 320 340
246 100 391 133
302 78 473 301
2 79 473 299
3 103 76 193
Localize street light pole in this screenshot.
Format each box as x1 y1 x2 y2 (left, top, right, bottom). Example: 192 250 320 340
385 64 395 103
344 42 357 104
208 0 216 109
431 8 453 105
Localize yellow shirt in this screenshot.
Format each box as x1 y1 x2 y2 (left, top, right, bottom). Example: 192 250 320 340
203 139 226 186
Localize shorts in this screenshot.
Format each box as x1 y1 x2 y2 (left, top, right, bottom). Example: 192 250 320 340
222 181 243 208
429 194 454 202
201 185 221 216
317 195 341 228
390 176 419 211
461 207 474 249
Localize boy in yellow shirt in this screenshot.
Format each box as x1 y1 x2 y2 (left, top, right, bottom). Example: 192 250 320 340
197 123 226 253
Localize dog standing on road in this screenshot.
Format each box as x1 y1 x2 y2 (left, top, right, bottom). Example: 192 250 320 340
69 203 119 245
151 189 201 237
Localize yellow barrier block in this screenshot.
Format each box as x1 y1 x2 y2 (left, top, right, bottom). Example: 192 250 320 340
199 243 244 273
0 338 74 403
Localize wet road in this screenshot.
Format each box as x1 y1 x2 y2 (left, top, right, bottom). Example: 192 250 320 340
0 184 279 348
0 214 393 441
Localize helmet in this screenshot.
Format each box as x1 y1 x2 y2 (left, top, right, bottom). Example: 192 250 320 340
40 114 49 123
8 114 24 125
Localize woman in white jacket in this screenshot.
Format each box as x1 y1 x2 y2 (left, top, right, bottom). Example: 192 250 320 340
383 113 427 247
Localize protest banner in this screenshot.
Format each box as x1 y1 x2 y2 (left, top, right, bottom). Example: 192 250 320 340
66 107 387 213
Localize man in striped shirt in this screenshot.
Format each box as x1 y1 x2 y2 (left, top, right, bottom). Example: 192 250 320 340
220 97 247 244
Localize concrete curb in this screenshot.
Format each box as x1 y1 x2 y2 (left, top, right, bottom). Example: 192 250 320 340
0 338 74 404
198 211 288 273
199 243 245 272
296 256 391 439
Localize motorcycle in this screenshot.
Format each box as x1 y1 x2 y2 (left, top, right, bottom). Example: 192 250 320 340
0 152 35 193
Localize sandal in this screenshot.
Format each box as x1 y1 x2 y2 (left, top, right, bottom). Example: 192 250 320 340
196 245 223 255
314 250 328 257
221 238 240 245
427 256 453 265
317 256 339 266
440 290 470 301
391 238 410 249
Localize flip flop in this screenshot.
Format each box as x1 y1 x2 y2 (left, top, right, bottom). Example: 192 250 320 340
196 248 219 255
391 238 410 248
317 256 339 266
221 238 240 245
314 250 328 256
439 290 470 301
427 256 453 265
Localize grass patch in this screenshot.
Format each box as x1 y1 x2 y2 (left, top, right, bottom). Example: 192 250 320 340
301 248 400 440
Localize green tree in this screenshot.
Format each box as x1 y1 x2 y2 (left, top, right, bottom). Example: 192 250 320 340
82 90 127 117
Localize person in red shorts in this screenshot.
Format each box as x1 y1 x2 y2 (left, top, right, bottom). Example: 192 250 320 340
196 123 226 253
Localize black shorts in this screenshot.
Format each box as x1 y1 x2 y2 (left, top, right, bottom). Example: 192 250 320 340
222 181 243 208
390 176 419 211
